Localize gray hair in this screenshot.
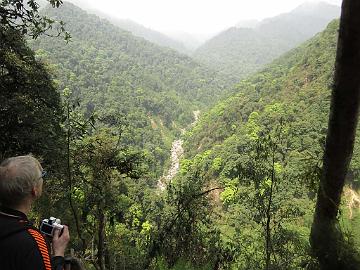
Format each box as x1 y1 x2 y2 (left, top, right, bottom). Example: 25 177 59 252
0 155 42 207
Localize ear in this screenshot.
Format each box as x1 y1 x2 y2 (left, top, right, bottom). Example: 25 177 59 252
31 186 38 197
31 184 42 198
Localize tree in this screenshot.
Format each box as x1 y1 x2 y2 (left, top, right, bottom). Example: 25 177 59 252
220 120 311 270
71 128 146 270
310 0 360 269
0 0 69 165
0 25 64 168
0 0 70 40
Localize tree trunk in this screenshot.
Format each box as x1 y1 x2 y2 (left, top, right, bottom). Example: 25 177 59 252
310 0 360 269
66 102 86 253
97 207 106 270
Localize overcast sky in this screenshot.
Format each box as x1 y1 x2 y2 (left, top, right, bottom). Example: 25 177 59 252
69 0 342 34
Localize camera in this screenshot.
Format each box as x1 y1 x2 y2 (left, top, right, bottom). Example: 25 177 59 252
39 217 64 237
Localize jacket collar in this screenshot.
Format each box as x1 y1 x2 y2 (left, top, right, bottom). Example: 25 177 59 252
0 205 28 220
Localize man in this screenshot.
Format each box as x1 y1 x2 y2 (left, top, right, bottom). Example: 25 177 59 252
0 155 70 270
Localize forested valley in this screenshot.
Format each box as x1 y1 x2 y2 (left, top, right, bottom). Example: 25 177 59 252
1 0 360 269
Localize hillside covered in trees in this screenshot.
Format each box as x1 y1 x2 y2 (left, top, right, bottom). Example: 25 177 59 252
183 19 360 269
193 2 340 82
35 2 231 114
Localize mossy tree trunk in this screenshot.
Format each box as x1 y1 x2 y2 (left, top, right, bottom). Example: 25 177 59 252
310 0 360 269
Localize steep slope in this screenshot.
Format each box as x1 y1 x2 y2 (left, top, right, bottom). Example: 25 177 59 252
30 2 231 176
186 20 351 168
50 0 190 54
193 2 340 82
186 20 338 155
183 19 360 268
33 2 230 124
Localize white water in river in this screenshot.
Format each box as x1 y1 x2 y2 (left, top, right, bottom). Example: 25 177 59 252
157 110 200 190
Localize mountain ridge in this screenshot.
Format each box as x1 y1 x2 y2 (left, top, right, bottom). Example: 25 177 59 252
193 1 340 82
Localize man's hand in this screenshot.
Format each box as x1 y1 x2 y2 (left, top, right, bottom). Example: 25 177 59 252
52 225 70 257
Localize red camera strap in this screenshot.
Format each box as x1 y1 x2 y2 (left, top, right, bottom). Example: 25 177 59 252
28 228 52 270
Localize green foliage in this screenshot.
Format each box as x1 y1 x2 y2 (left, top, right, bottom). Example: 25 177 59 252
151 257 212 270
152 169 221 268
0 0 70 40
182 20 360 269
0 25 64 168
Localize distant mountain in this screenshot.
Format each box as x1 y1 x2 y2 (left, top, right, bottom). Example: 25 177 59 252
235 19 259 28
257 1 340 45
165 31 215 51
193 1 340 82
104 18 190 55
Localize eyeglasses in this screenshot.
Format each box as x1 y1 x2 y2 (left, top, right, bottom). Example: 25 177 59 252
39 170 47 180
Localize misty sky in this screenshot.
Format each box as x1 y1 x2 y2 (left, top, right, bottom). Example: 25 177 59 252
69 0 342 35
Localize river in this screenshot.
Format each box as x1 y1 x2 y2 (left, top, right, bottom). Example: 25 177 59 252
157 110 200 190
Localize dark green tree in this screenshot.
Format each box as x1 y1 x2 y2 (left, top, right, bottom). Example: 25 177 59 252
0 0 70 40
0 26 64 168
